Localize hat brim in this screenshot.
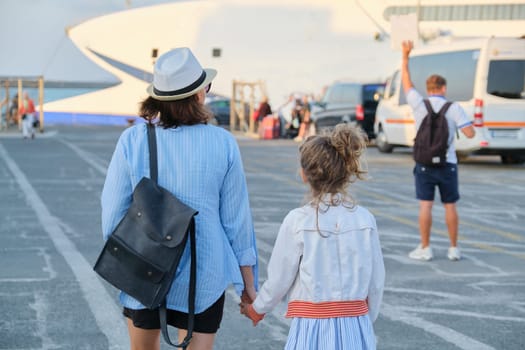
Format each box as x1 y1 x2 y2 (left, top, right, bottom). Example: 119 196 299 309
146 68 217 101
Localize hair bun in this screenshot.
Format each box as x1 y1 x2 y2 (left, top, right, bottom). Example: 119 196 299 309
330 124 366 160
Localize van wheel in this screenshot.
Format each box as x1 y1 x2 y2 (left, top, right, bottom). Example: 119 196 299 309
501 155 525 164
376 128 394 153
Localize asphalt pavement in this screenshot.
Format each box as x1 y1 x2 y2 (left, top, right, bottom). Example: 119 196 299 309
0 125 524 350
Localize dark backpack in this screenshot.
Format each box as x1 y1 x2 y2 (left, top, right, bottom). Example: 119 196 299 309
413 100 452 167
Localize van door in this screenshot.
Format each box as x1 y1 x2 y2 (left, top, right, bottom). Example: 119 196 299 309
376 71 414 147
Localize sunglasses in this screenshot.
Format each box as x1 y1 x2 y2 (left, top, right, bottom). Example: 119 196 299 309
205 83 212 94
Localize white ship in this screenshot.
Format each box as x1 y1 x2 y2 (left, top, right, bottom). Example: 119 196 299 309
43 0 525 125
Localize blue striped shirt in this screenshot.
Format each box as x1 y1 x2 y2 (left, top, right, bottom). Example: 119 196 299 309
101 123 258 312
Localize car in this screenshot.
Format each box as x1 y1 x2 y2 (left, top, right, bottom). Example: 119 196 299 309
205 96 251 128
205 96 231 126
310 82 385 139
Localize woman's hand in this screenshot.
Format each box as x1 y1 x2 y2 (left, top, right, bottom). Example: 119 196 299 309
241 286 257 304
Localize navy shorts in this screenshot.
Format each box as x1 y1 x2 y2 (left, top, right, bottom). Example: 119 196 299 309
123 293 225 334
413 163 459 203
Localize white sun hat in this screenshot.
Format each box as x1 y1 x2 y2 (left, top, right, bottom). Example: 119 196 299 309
146 47 217 101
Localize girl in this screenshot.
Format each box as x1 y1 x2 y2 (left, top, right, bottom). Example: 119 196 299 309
241 123 385 349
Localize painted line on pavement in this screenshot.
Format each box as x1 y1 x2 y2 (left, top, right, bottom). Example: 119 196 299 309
0 143 128 350
57 138 108 175
381 303 496 350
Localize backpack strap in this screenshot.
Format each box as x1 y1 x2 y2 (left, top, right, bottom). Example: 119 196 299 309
146 123 197 349
147 123 158 183
438 101 452 117
422 99 434 115
160 218 196 349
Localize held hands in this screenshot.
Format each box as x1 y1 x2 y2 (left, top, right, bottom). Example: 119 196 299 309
239 287 264 326
240 302 265 326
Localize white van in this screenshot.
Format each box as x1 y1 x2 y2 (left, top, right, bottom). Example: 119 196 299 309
374 37 525 164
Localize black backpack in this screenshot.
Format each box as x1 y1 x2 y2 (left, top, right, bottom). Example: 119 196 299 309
413 100 452 167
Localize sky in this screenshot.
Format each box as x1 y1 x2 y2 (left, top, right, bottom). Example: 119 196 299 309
0 0 176 82
0 0 394 85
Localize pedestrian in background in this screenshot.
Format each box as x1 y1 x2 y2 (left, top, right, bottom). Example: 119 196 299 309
294 94 312 142
19 92 35 139
241 123 385 350
8 93 18 125
101 47 258 350
253 95 272 132
254 95 272 123
400 40 475 261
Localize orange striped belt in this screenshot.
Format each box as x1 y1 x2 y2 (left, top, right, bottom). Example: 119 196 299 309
286 300 368 318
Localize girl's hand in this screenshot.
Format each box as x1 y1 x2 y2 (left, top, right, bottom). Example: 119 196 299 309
240 303 265 326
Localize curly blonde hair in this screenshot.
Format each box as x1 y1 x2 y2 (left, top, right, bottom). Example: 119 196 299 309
299 123 367 208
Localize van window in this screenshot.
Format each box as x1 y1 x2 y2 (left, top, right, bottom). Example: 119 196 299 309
487 60 525 99
387 71 399 98
390 71 407 105
409 49 479 101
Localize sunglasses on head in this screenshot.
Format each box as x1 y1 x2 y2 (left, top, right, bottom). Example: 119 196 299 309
205 83 212 94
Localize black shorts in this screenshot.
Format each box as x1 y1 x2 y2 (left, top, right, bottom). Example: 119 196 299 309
123 293 225 334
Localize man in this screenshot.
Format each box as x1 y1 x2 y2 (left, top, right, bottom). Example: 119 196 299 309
401 40 475 261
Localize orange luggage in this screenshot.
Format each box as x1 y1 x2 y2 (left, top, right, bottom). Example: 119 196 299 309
259 115 280 140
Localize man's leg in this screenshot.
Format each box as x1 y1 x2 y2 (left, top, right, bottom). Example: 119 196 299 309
444 203 458 247
410 165 436 260
419 200 434 247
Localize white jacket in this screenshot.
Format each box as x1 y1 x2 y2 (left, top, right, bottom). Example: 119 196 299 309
253 203 385 322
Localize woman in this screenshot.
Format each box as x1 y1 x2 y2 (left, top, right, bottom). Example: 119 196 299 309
101 47 258 350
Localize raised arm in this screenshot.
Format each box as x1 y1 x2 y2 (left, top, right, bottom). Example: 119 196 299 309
401 40 415 94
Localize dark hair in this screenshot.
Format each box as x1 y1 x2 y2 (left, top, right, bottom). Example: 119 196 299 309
299 123 367 207
139 95 213 128
426 74 447 92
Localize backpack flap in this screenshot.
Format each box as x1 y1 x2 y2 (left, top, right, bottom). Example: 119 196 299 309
130 177 198 248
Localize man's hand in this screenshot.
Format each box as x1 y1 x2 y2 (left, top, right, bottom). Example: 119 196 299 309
401 40 415 92
402 40 414 61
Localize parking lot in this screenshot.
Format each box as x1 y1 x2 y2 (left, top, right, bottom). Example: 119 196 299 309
0 125 524 349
